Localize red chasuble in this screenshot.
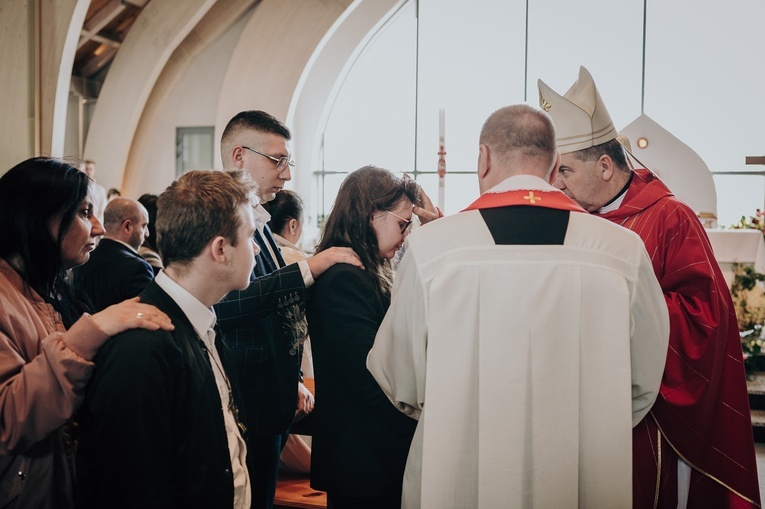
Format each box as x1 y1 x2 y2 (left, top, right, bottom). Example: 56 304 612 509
600 169 760 508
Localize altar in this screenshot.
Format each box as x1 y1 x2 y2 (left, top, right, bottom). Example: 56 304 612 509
707 229 765 285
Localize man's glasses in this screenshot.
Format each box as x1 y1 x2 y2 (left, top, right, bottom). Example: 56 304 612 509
242 146 295 171
385 210 414 234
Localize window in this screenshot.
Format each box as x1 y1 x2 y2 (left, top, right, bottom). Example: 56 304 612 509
176 126 214 177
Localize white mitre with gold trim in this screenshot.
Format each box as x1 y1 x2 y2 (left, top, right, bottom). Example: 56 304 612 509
537 66 618 155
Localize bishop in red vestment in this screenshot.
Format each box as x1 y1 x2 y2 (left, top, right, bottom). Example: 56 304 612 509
540 66 760 508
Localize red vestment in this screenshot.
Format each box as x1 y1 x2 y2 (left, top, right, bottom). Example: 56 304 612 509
600 169 760 508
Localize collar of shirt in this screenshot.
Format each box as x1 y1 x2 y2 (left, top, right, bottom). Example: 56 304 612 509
154 271 216 340
596 172 634 215
486 174 556 193
254 203 271 236
597 192 627 215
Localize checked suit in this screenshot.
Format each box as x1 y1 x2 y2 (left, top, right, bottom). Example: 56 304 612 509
215 225 307 509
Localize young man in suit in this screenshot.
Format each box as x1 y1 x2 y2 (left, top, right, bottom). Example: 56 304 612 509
73 197 154 311
215 110 361 508
77 170 258 509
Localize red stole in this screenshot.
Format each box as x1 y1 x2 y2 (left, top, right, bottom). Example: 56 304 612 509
463 188 586 213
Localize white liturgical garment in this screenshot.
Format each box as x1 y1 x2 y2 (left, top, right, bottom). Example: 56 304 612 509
368 175 669 509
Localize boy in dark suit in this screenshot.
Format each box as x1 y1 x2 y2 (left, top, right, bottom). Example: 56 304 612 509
77 170 258 509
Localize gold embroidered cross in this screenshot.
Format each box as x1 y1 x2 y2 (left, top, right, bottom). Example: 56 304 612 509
524 191 542 204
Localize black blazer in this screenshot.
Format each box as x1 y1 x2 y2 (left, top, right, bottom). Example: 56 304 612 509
73 238 154 311
307 263 416 497
76 281 244 508
215 226 307 435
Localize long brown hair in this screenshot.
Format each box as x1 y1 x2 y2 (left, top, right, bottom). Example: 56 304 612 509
316 166 420 296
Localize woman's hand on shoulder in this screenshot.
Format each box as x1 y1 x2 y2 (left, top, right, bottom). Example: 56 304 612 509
90 297 174 337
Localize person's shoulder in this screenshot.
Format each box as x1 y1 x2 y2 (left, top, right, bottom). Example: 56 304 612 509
317 262 372 291
96 238 121 249
0 264 37 317
97 326 176 362
656 194 699 221
127 251 154 271
322 262 367 280
405 210 487 258
88 239 127 260
570 212 646 247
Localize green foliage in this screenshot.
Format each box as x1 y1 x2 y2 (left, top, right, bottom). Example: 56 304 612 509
731 262 765 375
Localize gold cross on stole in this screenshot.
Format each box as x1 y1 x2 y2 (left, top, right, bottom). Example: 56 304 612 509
524 191 541 204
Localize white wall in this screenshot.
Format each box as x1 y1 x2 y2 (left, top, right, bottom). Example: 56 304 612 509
124 15 249 197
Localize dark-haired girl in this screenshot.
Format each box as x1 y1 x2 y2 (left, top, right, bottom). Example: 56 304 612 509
307 166 423 509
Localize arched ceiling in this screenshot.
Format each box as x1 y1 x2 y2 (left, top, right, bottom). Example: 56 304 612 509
84 0 401 195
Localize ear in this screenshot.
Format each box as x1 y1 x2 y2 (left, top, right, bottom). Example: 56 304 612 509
599 154 615 182
548 152 561 186
209 235 228 264
122 219 133 233
477 144 493 193
231 147 246 170
288 218 298 234
478 144 491 180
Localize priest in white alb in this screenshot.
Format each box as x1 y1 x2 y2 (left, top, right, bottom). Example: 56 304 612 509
367 104 670 509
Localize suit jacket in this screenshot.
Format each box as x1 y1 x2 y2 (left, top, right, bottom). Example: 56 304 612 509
307 263 416 497
76 281 244 509
73 238 154 311
215 225 307 435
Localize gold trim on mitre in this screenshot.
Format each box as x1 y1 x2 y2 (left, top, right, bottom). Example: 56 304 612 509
538 66 618 154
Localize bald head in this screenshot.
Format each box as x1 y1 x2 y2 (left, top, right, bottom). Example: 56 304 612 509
478 105 558 190
103 197 150 250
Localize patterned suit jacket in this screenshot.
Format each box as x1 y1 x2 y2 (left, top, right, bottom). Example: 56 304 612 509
215 225 307 435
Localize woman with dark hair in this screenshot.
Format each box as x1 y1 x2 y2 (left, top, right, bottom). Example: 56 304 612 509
0 157 172 508
264 189 307 265
137 193 163 275
307 166 422 509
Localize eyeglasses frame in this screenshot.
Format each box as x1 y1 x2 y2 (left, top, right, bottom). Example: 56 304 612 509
242 146 295 171
385 210 414 234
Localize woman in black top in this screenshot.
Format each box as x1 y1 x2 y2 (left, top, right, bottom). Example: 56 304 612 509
307 166 421 509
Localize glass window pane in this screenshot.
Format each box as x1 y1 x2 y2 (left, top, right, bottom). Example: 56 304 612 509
645 1 765 175
713 175 765 228
415 0 526 175
316 173 350 226
416 173 479 215
176 126 214 177
315 0 765 227
321 2 417 178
